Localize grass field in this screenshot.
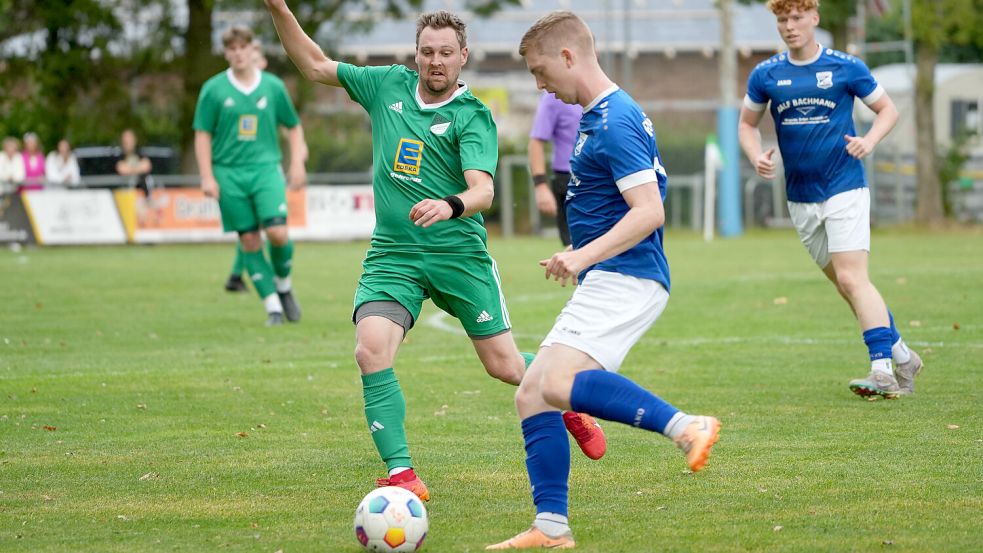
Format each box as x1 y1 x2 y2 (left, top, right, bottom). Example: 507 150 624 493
1 229 981 552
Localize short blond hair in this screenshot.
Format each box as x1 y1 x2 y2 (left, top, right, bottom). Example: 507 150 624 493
519 10 593 58
766 0 820 14
222 25 253 48
416 10 467 49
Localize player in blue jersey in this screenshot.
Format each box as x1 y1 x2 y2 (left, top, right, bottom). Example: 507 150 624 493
487 11 721 550
738 0 921 398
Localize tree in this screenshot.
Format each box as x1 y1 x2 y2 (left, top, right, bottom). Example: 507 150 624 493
910 0 983 225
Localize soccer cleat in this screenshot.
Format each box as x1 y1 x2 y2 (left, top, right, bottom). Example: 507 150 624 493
265 312 285 327
224 274 247 292
562 411 606 460
485 526 576 550
376 469 430 502
849 370 901 399
278 290 302 322
894 348 923 395
673 415 721 473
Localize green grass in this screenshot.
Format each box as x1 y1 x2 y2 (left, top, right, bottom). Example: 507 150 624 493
1 229 981 552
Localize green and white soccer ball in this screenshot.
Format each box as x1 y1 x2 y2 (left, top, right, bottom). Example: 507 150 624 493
354 486 428 552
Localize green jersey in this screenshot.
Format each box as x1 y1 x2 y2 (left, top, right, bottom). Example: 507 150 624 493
192 69 300 167
337 63 498 253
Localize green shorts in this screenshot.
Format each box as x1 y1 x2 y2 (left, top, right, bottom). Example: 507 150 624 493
352 249 512 338
214 163 287 233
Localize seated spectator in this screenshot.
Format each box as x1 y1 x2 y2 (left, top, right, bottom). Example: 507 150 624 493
45 139 82 187
20 132 46 192
0 137 25 194
116 129 154 195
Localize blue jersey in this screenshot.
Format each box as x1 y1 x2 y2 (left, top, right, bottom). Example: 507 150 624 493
744 46 884 202
567 87 670 292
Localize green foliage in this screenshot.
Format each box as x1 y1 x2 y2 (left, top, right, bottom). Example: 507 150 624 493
301 112 374 172
1 0 519 157
1 232 981 551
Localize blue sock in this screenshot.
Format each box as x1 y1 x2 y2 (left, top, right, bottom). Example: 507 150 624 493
569 369 679 434
863 327 893 361
522 412 569 517
887 310 901 345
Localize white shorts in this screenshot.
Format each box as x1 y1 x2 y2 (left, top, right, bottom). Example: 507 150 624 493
540 270 669 372
788 187 870 269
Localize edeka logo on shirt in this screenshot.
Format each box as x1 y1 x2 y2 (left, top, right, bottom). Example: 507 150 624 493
393 138 424 175
238 115 258 141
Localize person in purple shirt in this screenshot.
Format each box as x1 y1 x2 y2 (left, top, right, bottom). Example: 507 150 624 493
528 91 581 246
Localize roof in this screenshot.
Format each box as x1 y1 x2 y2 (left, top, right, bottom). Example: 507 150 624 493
319 0 832 58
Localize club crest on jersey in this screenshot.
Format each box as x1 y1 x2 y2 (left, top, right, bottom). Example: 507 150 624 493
238 115 258 141
393 138 424 175
257 96 268 109
574 132 588 156
430 113 452 136
816 71 833 89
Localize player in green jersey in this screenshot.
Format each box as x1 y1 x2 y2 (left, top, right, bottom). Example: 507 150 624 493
224 38 274 294
194 25 308 325
264 1 606 502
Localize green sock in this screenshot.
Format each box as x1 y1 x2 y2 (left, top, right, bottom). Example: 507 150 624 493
268 240 294 279
521 352 535 369
362 368 412 471
230 243 245 276
241 249 277 299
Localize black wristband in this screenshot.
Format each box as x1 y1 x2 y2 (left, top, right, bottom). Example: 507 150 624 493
443 195 465 219
532 174 548 186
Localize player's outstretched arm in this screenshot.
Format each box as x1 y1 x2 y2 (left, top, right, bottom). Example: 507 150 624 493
738 106 777 179
264 0 340 87
408 169 494 228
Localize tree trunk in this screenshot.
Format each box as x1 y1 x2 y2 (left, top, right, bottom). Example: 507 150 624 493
180 0 220 174
913 41 944 224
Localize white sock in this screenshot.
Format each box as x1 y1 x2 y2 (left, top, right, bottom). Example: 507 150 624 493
274 275 292 294
892 339 911 364
388 466 411 478
663 412 694 440
533 512 570 538
263 293 283 314
871 358 893 376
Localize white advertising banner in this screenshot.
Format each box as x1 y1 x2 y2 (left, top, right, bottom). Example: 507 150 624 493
23 190 127 245
294 185 375 241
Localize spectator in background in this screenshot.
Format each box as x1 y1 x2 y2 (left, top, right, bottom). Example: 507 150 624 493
0 137 26 193
45 139 82 187
20 132 46 192
528 91 581 247
116 129 154 196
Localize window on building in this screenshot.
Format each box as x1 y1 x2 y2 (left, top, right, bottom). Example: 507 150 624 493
951 99 980 139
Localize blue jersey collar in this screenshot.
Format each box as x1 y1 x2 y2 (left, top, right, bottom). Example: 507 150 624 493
583 84 620 114
787 43 824 67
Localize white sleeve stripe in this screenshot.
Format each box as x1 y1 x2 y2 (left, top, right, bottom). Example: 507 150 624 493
744 95 767 112
862 84 885 106
616 169 658 193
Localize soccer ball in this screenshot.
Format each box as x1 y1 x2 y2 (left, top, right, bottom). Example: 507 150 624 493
353 486 428 552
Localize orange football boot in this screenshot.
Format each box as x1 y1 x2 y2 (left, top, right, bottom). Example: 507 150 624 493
486 526 575 550
673 415 721 472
